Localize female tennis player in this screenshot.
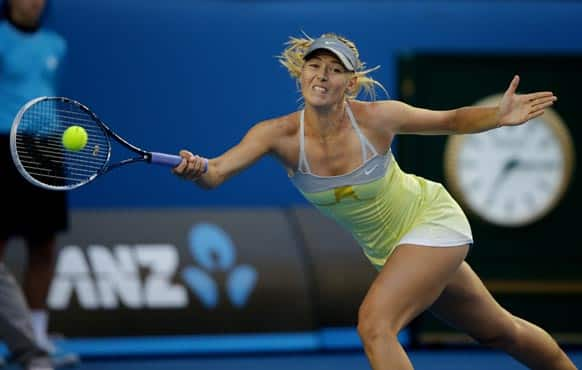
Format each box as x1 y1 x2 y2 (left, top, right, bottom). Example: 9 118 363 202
173 33 574 370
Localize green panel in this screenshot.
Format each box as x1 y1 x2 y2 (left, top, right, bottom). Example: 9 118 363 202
397 54 582 345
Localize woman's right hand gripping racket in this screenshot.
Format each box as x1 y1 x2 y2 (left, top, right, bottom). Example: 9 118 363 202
10 96 207 191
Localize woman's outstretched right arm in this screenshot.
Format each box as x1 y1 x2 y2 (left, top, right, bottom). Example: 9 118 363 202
173 120 278 189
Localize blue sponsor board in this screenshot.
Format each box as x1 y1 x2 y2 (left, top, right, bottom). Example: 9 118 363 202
50 210 315 336
36 209 410 354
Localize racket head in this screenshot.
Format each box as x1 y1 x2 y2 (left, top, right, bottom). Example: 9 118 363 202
10 96 112 191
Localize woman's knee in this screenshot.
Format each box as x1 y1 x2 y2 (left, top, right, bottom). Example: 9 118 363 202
357 302 399 345
475 315 521 350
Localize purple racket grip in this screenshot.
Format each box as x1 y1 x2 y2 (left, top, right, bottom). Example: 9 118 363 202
150 152 183 167
150 152 208 173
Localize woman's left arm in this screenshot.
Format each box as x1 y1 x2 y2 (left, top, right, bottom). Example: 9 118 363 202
377 75 557 135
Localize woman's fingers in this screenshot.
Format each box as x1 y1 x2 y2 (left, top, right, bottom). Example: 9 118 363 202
531 96 557 108
526 91 556 102
174 150 205 180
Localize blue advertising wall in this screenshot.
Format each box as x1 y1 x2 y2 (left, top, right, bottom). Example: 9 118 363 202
46 0 582 208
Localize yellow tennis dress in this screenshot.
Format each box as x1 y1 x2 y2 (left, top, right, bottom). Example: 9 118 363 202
290 105 473 270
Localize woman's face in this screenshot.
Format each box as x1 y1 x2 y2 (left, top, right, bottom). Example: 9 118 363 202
10 0 46 25
300 50 355 108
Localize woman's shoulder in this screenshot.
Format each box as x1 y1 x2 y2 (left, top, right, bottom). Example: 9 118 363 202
254 111 300 137
349 99 401 115
250 112 300 159
348 99 401 128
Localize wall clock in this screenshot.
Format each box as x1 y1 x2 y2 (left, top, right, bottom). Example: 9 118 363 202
444 94 575 227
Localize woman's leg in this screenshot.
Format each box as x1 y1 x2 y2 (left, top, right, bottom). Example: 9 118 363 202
430 262 576 370
357 244 469 370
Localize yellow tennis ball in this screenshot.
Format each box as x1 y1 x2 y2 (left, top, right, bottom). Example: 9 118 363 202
62 125 88 151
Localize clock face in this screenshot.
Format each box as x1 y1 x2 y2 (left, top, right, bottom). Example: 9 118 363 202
444 95 575 227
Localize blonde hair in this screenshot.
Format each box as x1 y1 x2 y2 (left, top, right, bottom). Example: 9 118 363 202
278 32 388 100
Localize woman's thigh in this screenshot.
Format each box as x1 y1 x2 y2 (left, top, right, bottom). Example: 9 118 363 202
359 244 469 333
429 262 515 342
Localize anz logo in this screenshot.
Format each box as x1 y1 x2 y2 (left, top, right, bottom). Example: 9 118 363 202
47 223 258 310
182 223 258 309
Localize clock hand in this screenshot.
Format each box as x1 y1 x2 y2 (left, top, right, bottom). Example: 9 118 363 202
512 160 558 171
484 158 519 205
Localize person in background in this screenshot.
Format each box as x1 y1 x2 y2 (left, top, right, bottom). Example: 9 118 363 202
174 32 576 370
0 0 79 367
0 263 76 369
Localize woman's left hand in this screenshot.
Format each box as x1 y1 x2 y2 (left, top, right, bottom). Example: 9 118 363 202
497 75 557 127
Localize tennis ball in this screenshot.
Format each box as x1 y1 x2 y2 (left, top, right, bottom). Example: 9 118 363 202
62 125 88 151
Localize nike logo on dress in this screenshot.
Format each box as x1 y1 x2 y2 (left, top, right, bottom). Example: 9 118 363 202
364 165 378 175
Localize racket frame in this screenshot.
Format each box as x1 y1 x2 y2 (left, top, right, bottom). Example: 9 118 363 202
10 96 170 191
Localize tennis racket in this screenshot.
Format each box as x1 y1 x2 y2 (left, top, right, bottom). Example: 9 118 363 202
10 96 203 191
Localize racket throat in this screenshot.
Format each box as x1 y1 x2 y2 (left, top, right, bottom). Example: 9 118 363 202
107 156 147 171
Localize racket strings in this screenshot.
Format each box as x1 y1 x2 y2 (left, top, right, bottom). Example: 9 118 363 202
13 99 111 188
17 112 107 158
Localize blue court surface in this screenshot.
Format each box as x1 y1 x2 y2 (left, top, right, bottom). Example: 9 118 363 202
6 350 581 370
